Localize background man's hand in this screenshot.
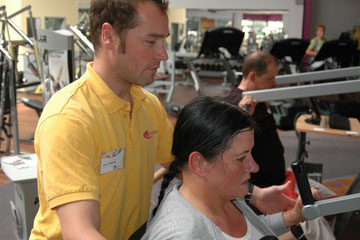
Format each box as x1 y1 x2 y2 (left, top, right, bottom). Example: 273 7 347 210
239 95 257 115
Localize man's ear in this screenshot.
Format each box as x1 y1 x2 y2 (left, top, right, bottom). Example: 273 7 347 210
101 22 117 50
188 152 208 176
248 71 257 83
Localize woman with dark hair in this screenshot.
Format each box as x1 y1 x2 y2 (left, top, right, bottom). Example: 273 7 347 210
142 96 316 240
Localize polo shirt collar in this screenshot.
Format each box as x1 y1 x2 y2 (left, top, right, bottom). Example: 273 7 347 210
86 63 147 114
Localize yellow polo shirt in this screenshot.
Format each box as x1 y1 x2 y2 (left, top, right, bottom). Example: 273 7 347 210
30 63 174 239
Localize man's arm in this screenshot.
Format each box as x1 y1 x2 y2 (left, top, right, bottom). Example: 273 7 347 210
306 39 318 57
306 48 318 57
57 200 106 240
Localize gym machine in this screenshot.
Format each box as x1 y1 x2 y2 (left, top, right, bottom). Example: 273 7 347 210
177 27 244 94
0 5 41 154
311 39 356 70
0 43 20 154
270 38 309 74
196 27 244 87
69 11 94 59
244 67 360 102
0 6 42 240
36 28 75 104
167 27 244 115
243 69 360 238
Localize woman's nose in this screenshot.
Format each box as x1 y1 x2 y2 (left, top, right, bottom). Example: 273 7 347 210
245 155 259 173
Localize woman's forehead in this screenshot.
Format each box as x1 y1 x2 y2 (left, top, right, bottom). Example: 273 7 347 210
224 130 254 154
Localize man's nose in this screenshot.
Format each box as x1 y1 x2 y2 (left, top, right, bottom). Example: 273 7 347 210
156 43 168 61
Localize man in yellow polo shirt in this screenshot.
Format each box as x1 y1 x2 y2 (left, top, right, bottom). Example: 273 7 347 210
30 0 172 239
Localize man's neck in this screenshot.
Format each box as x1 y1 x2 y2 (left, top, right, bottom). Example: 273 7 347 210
92 58 132 103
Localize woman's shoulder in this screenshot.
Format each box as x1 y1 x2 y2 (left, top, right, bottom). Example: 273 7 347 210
143 184 221 239
150 184 207 225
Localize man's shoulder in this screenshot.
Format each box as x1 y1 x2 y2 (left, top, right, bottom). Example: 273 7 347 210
309 38 317 45
226 86 243 105
39 77 92 124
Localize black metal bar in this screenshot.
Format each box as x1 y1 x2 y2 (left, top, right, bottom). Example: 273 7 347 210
292 161 315 205
296 131 307 162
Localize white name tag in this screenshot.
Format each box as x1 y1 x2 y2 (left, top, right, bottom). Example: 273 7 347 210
100 148 124 175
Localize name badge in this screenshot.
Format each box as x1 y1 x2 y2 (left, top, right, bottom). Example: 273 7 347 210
100 148 124 175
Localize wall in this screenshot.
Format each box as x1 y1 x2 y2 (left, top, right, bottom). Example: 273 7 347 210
5 0 360 41
0 0 91 39
311 0 360 40
169 0 304 38
2 0 303 38
0 0 22 40
21 0 91 30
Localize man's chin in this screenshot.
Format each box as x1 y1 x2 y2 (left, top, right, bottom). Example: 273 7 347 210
138 76 155 87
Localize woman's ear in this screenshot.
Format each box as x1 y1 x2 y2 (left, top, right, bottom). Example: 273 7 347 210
188 152 208 176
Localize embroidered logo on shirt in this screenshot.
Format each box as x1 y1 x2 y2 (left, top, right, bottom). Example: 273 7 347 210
143 130 158 139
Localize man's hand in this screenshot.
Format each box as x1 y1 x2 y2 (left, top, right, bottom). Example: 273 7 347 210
250 181 296 214
239 95 257 115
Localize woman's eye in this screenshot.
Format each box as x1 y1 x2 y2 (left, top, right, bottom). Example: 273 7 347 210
237 157 245 162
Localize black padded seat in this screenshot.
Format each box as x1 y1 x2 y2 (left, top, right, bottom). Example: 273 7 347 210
20 97 43 117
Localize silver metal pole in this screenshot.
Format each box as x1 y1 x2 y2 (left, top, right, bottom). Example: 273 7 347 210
7 19 33 46
69 25 94 53
243 79 360 102
275 66 360 85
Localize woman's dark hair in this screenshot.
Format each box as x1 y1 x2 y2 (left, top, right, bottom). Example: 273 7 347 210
152 96 255 216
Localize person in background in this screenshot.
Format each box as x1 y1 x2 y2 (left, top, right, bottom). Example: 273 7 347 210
30 0 173 239
352 26 360 66
142 96 320 240
306 24 326 58
227 51 282 188
227 51 336 240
